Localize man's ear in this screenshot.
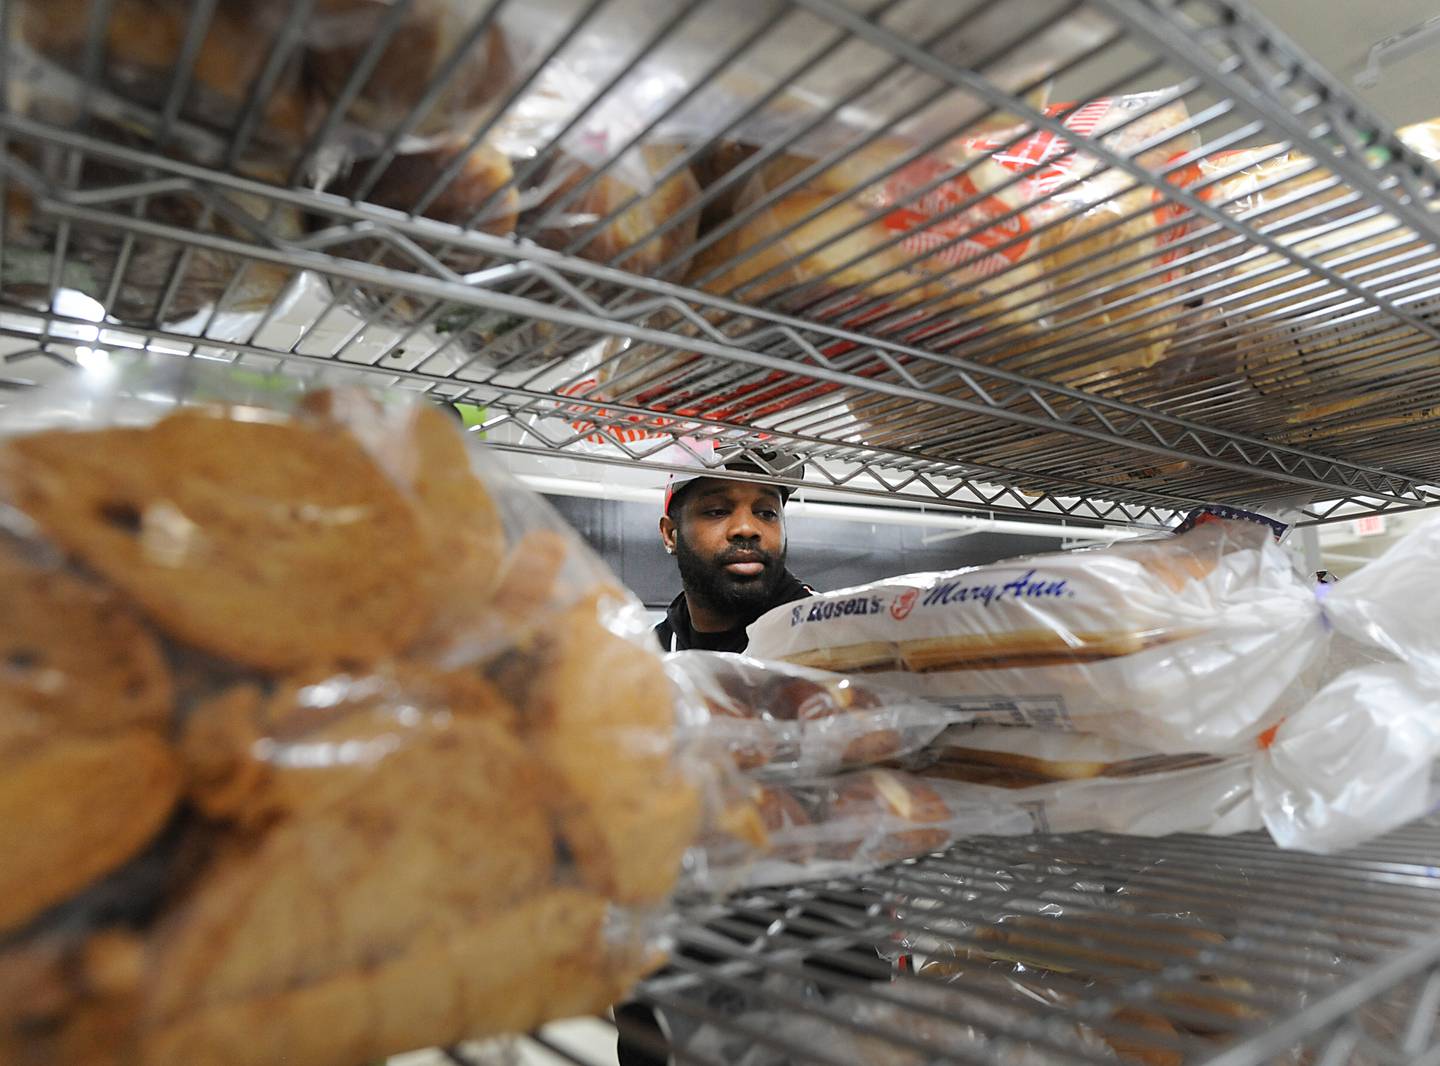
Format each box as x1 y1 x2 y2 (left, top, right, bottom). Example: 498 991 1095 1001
659 513 678 555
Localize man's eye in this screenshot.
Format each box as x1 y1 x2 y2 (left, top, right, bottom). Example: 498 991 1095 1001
703 509 729 518
757 510 779 521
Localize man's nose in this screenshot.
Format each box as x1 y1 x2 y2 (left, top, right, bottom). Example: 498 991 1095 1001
726 512 762 540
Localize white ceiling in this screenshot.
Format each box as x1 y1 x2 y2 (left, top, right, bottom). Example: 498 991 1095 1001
1252 0 1438 128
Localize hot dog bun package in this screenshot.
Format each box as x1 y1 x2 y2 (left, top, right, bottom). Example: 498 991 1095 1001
749 520 1325 753
748 517 1440 852
0 363 709 1066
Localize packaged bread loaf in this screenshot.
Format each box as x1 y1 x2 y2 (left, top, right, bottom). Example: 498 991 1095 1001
596 90 1199 434
0 364 702 1066
749 514 1440 764
1153 137 1440 412
748 520 1324 753
667 650 957 778
882 650 1440 851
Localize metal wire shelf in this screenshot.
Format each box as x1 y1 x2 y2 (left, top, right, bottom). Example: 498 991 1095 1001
3 4 1440 1060
3 0 1440 525
437 819 1440 1066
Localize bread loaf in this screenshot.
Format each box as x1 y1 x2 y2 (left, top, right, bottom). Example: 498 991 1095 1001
308 0 513 144
747 520 1322 754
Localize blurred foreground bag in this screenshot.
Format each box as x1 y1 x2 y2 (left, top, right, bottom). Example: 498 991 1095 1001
0 364 702 1066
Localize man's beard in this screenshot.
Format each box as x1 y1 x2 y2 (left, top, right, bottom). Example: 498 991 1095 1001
674 531 786 624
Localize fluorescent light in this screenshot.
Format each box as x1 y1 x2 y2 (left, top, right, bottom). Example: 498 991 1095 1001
75 346 111 371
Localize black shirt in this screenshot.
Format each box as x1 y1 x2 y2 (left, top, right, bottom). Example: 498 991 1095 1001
652 571 814 653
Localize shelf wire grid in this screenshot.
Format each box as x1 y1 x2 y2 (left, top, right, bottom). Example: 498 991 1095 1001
449 819 1440 1066
2 0 1440 527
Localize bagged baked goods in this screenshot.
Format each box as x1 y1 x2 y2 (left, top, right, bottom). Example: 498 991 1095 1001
306 0 514 151
528 144 701 276
0 364 702 1066
748 514 1440 762
893 639 1440 850
13 0 308 164
914 724 1223 791
596 90 1199 435
8 0 309 329
667 651 956 778
1153 139 1440 413
747 519 1319 752
687 768 1032 892
317 127 701 370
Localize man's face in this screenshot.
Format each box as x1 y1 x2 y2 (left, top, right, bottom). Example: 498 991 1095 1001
662 478 788 620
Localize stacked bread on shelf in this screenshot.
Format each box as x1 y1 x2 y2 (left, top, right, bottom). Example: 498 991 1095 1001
1160 125 1440 425
8 0 706 362
668 652 1036 891
727 512 1440 860
0 377 699 1066
9 0 308 325
10 0 1437 427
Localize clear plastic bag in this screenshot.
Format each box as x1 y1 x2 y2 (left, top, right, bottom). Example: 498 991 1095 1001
2 127 305 328
1153 140 1440 415
748 519 1330 754
666 650 957 779
306 0 516 155
13 0 308 165
748 513 1440 851
892 683 1440 853
324 138 702 373
913 735 1261 839
596 90 1201 431
7 1 309 329
686 768 1033 893
0 362 701 1065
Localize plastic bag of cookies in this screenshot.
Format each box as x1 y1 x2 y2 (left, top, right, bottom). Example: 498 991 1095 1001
666 650 958 779
0 363 703 1066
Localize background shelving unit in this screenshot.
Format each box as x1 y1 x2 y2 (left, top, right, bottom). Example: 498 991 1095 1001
4 0 1440 1062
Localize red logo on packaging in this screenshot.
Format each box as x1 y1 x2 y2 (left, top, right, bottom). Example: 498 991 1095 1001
881 158 1030 275
964 97 1117 196
890 588 919 621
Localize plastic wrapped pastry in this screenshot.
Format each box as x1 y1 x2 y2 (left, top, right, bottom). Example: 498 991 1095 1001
667 651 956 778
0 364 701 1066
307 0 515 151
687 769 1033 892
597 91 1199 431
3 132 304 327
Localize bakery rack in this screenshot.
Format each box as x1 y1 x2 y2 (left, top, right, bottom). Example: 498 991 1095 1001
482 819 1440 1066
1 0 1438 528
4 1 1440 1063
